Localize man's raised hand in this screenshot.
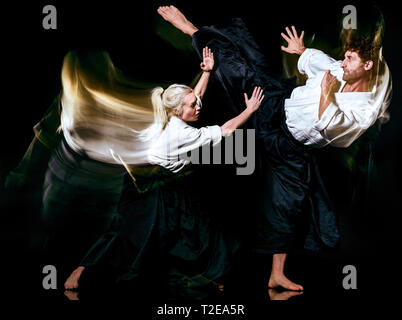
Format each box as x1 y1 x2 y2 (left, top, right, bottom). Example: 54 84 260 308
281 26 306 55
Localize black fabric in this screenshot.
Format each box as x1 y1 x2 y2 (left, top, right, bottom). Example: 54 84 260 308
41 137 126 266
192 19 340 254
79 169 239 289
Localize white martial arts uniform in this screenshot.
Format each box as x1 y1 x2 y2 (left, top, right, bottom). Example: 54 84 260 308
148 116 222 173
284 48 392 148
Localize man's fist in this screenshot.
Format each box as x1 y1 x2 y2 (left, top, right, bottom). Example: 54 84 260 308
321 70 341 100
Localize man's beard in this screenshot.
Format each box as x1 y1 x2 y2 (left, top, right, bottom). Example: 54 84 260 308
342 66 365 83
342 70 358 83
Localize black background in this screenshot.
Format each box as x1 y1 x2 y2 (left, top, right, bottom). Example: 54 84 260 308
1 0 401 310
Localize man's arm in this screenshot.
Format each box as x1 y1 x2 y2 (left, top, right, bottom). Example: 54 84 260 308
193 47 213 99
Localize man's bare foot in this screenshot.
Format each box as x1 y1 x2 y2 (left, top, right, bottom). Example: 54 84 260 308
268 273 304 291
64 290 80 301
64 266 85 290
268 288 303 301
157 5 198 36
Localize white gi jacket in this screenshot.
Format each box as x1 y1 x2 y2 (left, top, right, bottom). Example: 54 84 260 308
284 48 392 148
148 116 222 173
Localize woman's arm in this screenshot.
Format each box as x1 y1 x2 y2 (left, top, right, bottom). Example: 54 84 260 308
193 47 214 99
221 86 264 136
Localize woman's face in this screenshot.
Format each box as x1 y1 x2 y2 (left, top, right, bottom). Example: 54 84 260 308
175 92 200 122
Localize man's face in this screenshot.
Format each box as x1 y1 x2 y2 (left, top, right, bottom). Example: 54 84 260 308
177 92 201 122
341 50 368 83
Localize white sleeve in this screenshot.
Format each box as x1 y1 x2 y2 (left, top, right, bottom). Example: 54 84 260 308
178 124 222 153
298 48 342 79
313 93 377 148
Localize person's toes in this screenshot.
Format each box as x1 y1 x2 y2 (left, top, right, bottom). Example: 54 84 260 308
288 283 303 291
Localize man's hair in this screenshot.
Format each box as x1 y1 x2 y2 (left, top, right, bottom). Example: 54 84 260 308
340 5 384 64
343 33 381 63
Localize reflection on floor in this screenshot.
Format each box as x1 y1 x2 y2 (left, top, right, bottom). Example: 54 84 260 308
30 250 372 307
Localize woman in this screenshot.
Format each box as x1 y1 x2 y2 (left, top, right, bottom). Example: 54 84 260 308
64 47 264 292
39 50 161 275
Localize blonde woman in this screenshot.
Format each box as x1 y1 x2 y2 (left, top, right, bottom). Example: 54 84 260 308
64 47 264 293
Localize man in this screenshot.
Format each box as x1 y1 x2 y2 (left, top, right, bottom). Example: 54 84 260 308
157 5 392 291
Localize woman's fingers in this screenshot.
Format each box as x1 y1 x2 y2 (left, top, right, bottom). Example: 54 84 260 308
257 89 264 102
300 30 305 40
203 47 213 59
253 86 263 98
254 87 260 98
252 86 258 97
250 87 264 105
258 86 263 95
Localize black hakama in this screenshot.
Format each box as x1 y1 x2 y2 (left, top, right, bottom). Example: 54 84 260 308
41 137 126 266
191 18 340 254
78 166 239 290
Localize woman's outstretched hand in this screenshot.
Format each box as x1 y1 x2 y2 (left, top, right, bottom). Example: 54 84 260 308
281 26 306 55
200 47 214 72
244 86 264 113
221 86 264 137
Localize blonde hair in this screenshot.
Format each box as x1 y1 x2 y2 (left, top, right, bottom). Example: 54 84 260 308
60 51 155 133
151 84 193 129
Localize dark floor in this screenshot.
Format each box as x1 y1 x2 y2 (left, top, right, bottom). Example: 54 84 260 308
2 0 402 315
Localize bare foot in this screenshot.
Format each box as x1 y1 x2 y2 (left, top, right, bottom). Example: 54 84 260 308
157 5 198 36
268 273 304 291
64 266 85 290
268 288 303 301
211 280 224 292
64 290 80 301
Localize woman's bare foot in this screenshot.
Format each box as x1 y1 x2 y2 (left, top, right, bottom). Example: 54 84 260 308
268 273 304 291
157 5 198 36
64 266 85 290
211 280 224 292
64 290 80 301
268 288 303 301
